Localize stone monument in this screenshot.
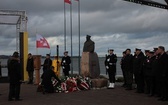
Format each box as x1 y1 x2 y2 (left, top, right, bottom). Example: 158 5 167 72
81 35 100 78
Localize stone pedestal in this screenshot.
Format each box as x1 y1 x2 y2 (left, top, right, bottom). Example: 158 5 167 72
81 52 100 78
91 78 108 88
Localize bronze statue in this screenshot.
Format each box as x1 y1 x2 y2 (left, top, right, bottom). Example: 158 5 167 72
83 35 95 53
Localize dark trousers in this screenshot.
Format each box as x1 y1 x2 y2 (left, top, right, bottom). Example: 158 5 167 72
0 66 2 76
144 76 155 95
107 67 116 83
121 69 126 85
8 83 21 99
160 77 168 98
125 70 133 85
28 71 34 83
155 77 162 96
63 70 69 77
134 73 144 92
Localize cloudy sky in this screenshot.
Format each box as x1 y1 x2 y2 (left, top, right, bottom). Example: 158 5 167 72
0 0 168 57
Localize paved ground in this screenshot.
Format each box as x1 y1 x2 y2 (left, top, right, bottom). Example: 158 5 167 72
0 83 167 105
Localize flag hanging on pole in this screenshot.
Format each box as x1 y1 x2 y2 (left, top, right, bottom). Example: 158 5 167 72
36 34 50 49
64 0 71 4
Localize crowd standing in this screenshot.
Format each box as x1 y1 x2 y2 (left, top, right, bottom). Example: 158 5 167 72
1 46 167 102
120 46 168 101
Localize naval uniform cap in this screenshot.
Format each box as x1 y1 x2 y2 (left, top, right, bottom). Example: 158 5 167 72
145 50 150 53
135 48 141 51
153 48 158 51
149 51 155 54
64 51 68 53
46 54 50 56
109 49 114 51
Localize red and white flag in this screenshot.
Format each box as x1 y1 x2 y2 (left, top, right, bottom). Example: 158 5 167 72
36 34 50 49
64 0 71 4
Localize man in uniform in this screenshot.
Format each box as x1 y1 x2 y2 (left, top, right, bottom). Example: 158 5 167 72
105 49 117 89
157 46 168 101
124 49 134 90
133 48 145 93
61 51 71 77
143 51 155 96
42 54 52 73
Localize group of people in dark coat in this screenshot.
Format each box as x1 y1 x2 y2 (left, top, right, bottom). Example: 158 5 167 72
41 51 71 93
121 46 168 101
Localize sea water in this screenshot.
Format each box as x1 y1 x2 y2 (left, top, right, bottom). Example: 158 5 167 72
0 57 123 77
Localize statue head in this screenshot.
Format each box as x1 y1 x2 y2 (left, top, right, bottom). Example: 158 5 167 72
86 35 91 41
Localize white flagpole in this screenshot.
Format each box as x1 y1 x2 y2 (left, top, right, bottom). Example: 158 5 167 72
64 1 67 51
70 1 73 75
77 0 81 74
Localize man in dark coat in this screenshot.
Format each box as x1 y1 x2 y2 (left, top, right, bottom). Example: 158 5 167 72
41 66 61 93
157 46 168 101
42 54 52 73
61 51 71 76
120 51 126 87
124 49 134 90
143 51 155 96
133 48 145 93
26 53 34 84
105 49 117 89
8 52 22 101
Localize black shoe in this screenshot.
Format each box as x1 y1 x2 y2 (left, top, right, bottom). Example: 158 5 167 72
15 98 23 101
158 97 165 101
8 98 14 101
148 94 154 97
125 87 132 90
121 84 126 87
160 98 168 101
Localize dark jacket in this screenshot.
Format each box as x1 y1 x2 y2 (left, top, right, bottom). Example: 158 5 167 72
133 52 145 74
8 57 21 84
43 58 52 71
61 56 71 71
143 56 155 76
121 56 125 70
124 54 133 72
41 69 61 92
152 55 159 77
105 54 117 70
158 53 168 78
26 57 34 72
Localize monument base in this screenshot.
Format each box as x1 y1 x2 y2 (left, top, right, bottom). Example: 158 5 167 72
91 78 108 89
81 52 100 78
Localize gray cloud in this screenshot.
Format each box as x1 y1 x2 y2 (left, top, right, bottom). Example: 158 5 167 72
0 0 168 56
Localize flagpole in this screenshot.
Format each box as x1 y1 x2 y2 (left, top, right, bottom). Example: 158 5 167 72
36 29 38 55
70 1 73 75
78 0 81 75
64 1 67 51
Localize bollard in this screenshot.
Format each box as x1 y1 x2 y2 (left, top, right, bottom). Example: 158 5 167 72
33 55 41 85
